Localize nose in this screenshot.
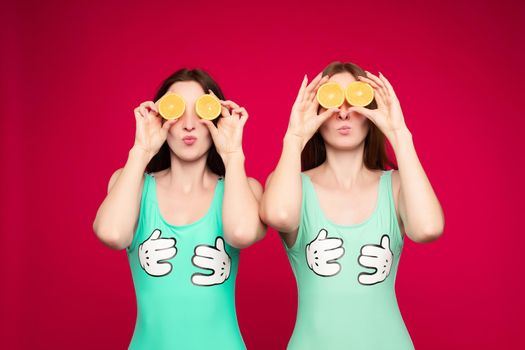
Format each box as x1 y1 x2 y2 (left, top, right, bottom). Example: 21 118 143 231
337 105 351 120
180 109 198 131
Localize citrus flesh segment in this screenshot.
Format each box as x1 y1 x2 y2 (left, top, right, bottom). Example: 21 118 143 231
345 81 374 107
316 82 345 109
196 94 221 120
158 93 185 120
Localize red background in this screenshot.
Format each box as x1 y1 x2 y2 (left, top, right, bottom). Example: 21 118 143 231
2 0 524 348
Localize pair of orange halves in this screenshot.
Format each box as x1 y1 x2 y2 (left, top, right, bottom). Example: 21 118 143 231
157 81 374 121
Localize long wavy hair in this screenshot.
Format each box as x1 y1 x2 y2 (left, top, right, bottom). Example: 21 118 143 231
145 68 225 176
301 61 398 171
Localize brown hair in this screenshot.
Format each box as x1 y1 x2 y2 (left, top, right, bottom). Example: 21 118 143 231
301 61 398 171
146 68 225 176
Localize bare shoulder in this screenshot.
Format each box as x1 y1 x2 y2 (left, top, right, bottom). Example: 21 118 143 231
107 168 147 194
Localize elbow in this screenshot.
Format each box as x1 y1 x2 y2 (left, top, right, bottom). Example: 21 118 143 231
92 221 130 250
226 229 260 249
409 224 444 243
259 205 297 233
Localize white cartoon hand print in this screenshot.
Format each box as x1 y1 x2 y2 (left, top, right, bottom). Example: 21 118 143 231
306 229 345 277
191 237 231 286
138 229 177 277
358 234 393 285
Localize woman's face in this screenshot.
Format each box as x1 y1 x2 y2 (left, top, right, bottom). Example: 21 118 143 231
164 80 213 162
318 72 371 151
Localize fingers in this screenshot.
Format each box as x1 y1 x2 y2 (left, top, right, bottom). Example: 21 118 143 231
191 273 216 286
161 118 178 130
380 235 391 250
315 229 328 240
304 73 326 105
358 272 379 285
148 229 162 241
155 247 177 261
378 72 398 100
321 262 342 276
317 107 340 126
192 256 216 270
199 119 219 138
215 237 225 251
348 106 372 120
323 247 345 261
361 245 383 257
294 75 308 106
357 75 388 108
151 237 176 250
194 245 222 260
320 238 344 251
359 255 380 268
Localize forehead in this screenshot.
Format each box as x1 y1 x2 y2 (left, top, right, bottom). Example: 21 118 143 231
328 72 357 85
167 80 205 99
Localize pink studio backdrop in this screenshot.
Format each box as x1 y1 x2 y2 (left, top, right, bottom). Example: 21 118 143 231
2 0 524 349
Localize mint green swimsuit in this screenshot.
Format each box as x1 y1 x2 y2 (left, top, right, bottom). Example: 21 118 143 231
126 173 245 349
284 170 414 349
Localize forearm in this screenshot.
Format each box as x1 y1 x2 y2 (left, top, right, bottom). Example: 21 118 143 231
389 128 445 241
93 146 151 249
222 152 264 248
259 132 303 232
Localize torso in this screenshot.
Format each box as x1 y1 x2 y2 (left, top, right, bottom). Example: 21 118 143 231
280 167 405 247
152 169 220 226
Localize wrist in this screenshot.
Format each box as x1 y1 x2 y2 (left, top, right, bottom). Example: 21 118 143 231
129 145 155 165
284 131 305 152
386 127 413 150
222 150 245 167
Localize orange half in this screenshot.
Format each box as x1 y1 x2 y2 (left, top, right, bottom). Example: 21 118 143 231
316 82 345 109
345 81 374 107
157 93 185 120
196 94 221 120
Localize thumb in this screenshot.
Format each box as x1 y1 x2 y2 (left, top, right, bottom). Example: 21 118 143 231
148 229 162 241
161 118 178 131
348 106 372 119
199 119 219 138
316 108 340 127
316 229 328 241
381 235 390 250
215 236 225 251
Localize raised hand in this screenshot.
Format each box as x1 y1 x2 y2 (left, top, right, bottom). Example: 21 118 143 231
199 91 248 162
358 235 393 285
138 229 177 277
306 229 345 277
287 73 340 149
191 237 232 286
349 72 408 140
133 100 178 158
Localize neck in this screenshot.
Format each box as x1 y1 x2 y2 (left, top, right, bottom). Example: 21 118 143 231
320 142 370 189
165 152 215 193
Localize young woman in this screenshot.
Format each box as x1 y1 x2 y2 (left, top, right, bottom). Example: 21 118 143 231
260 62 444 349
93 68 266 349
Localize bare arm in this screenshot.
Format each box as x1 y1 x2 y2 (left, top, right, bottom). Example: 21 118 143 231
392 130 445 243
93 100 177 250
352 71 445 243
259 134 303 234
259 73 338 246
222 152 267 249
199 97 268 249
92 147 151 250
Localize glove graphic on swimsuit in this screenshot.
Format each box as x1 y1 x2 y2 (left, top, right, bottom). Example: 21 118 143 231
191 236 231 286
358 234 393 285
306 229 345 277
138 229 177 277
